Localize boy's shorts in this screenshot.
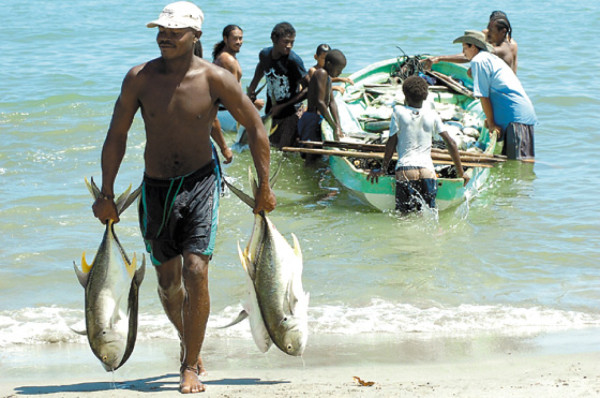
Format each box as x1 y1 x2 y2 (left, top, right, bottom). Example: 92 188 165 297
395 178 437 213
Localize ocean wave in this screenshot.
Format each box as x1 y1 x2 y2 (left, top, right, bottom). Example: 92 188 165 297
2 300 600 348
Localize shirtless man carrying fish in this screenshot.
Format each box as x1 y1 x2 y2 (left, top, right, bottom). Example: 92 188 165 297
92 2 276 393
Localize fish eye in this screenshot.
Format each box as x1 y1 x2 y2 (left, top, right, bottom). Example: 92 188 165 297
287 344 293 351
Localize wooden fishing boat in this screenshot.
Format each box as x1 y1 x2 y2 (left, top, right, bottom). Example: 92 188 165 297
318 56 499 211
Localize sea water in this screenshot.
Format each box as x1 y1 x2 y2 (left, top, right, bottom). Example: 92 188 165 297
2 0 600 379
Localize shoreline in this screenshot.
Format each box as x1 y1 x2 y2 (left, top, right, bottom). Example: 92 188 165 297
2 328 600 396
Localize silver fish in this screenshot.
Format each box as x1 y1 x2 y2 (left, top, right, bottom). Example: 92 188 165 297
222 168 309 356
73 178 145 371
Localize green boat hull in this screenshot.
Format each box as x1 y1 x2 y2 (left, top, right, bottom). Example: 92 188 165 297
322 57 496 212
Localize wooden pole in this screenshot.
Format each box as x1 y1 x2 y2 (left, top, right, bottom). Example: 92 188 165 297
282 146 494 168
297 141 505 163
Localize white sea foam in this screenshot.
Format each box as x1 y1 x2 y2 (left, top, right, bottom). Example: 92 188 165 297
2 300 600 348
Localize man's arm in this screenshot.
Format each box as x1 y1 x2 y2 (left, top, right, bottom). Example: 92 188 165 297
210 118 233 164
214 68 276 213
328 88 343 140
421 54 468 70
92 67 141 224
247 60 265 102
314 71 338 132
268 86 308 118
479 97 501 139
368 134 396 184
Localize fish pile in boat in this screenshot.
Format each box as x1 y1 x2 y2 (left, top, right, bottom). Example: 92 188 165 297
344 86 484 151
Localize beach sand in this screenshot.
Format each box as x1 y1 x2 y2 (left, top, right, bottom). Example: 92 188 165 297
2 331 600 397
2 352 599 397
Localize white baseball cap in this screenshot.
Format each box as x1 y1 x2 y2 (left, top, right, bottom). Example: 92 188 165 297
147 2 204 31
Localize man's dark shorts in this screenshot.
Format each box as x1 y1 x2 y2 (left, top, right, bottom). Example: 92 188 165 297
138 160 221 266
269 107 303 149
395 178 437 213
502 122 535 160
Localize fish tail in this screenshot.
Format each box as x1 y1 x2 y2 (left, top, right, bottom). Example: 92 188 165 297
85 177 141 215
216 310 249 329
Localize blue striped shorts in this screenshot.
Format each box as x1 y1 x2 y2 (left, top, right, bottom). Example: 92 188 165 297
138 160 221 265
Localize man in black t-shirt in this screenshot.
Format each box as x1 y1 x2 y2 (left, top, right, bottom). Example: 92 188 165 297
248 22 308 149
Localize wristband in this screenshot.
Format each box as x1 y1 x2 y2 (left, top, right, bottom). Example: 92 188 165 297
100 192 114 200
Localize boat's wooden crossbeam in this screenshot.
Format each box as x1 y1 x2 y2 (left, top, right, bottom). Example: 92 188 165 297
298 140 505 162
283 146 494 168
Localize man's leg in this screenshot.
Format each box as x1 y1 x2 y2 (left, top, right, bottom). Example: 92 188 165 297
155 252 210 394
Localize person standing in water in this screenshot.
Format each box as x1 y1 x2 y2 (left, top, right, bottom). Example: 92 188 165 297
247 22 308 149
368 76 467 213
453 30 536 160
298 49 347 164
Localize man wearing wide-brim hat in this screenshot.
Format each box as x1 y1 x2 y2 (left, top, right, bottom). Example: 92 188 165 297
453 30 537 161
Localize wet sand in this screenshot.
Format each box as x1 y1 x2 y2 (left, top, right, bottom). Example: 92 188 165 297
2 332 600 397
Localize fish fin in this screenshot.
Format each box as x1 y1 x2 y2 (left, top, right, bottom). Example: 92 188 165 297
69 323 87 336
248 167 259 201
114 184 132 209
86 177 101 199
224 177 256 209
115 183 142 215
86 177 141 215
284 278 300 316
116 256 144 370
217 310 249 329
134 255 146 286
269 156 285 189
73 260 89 287
291 233 303 264
111 296 124 327
238 241 255 280
125 253 137 279
269 119 279 136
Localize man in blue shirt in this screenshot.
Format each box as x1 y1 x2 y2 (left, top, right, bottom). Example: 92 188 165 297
248 22 308 149
453 30 536 160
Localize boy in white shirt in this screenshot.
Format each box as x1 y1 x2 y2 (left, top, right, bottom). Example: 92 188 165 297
368 76 468 213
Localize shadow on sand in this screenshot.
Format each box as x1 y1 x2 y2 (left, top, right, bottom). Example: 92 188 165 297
14 373 289 395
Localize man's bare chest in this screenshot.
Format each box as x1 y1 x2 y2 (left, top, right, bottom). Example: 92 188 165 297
140 77 214 121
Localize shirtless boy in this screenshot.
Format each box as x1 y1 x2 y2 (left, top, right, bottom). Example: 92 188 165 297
307 44 354 94
298 49 346 163
91 2 276 393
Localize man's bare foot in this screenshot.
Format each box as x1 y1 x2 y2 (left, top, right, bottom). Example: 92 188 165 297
180 365 205 394
180 343 207 377
196 358 207 377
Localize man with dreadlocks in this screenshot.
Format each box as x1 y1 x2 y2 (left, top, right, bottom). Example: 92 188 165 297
422 10 519 74
485 11 518 74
